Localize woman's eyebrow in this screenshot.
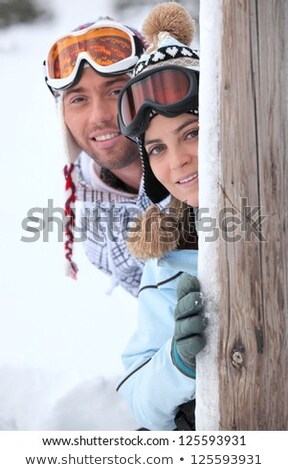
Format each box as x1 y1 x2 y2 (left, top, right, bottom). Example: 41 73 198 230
145 118 198 146
144 137 162 146
173 118 198 134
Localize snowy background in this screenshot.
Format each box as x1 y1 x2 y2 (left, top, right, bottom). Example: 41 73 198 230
0 0 199 430
0 0 141 431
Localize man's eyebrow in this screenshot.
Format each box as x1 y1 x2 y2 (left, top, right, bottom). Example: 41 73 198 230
64 86 86 98
103 76 129 87
63 76 129 98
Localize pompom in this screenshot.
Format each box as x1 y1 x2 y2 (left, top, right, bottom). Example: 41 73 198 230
142 1 195 47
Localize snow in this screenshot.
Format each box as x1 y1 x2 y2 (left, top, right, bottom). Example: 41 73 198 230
197 0 222 430
0 0 146 431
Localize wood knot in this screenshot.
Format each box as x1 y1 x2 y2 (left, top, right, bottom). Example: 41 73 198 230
231 344 245 370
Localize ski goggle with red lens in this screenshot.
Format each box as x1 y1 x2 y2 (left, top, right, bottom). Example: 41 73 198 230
44 20 145 92
118 65 199 140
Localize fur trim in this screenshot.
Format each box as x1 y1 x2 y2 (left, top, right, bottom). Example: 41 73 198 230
126 204 179 260
142 2 195 49
126 198 194 260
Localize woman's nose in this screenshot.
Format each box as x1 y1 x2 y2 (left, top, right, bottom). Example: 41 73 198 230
169 149 192 170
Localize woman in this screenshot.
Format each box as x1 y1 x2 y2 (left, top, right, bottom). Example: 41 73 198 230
116 2 207 431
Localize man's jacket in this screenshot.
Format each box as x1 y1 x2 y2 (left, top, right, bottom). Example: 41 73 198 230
76 153 152 296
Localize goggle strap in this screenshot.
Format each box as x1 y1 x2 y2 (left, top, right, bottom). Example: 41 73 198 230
118 66 199 138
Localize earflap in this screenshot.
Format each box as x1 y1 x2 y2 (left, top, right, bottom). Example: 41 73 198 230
56 95 82 164
138 135 169 204
55 94 81 279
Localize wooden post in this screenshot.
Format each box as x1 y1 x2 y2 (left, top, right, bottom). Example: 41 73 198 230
197 0 288 429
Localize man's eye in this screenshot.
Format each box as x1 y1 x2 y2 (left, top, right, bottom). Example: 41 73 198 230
69 96 84 104
111 88 122 96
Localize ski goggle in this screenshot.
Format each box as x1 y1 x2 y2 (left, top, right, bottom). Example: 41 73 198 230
44 20 145 91
118 65 199 139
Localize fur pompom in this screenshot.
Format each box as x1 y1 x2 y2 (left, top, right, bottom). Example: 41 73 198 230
142 1 195 47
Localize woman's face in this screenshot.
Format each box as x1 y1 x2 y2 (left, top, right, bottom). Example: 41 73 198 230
144 114 199 206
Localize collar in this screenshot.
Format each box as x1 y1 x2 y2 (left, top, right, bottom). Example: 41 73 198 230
157 249 198 275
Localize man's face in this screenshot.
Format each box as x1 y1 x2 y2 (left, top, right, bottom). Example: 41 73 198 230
63 67 140 170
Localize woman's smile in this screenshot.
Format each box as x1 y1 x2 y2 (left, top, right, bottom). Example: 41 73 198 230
145 114 199 206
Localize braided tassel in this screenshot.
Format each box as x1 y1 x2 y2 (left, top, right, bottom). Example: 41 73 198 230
64 163 78 280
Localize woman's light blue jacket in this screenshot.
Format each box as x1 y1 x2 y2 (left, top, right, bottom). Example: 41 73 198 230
117 249 198 430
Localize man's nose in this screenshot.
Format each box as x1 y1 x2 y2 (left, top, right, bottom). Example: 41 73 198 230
89 97 114 124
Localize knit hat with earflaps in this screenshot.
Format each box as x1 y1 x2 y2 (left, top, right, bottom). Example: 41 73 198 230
132 2 200 204
47 18 147 279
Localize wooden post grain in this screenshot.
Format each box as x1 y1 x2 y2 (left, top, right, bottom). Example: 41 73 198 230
198 0 288 430
218 0 288 429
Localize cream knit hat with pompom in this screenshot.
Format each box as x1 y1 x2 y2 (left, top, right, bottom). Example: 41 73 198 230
134 2 199 77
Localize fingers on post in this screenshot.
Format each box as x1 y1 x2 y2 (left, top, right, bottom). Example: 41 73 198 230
177 274 200 300
174 315 207 340
174 291 203 320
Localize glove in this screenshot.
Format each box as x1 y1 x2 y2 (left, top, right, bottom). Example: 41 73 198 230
171 274 207 378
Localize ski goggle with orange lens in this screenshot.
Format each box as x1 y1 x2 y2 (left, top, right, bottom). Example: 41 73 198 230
118 65 199 140
44 20 145 91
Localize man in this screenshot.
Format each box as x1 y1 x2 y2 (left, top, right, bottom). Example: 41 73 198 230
44 17 152 296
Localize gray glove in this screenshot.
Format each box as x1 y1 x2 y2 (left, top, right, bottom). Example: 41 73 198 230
171 274 207 378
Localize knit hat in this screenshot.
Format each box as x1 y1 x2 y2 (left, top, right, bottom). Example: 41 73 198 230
133 2 200 204
46 17 147 279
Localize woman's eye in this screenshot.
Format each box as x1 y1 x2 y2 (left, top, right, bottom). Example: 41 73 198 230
146 145 165 156
186 128 199 139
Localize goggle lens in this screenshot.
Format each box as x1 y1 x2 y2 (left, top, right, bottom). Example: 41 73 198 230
47 27 133 80
120 68 192 127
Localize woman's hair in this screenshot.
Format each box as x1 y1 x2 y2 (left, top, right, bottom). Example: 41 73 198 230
126 197 198 260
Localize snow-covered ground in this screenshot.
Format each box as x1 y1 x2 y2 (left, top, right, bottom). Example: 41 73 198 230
0 0 146 431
